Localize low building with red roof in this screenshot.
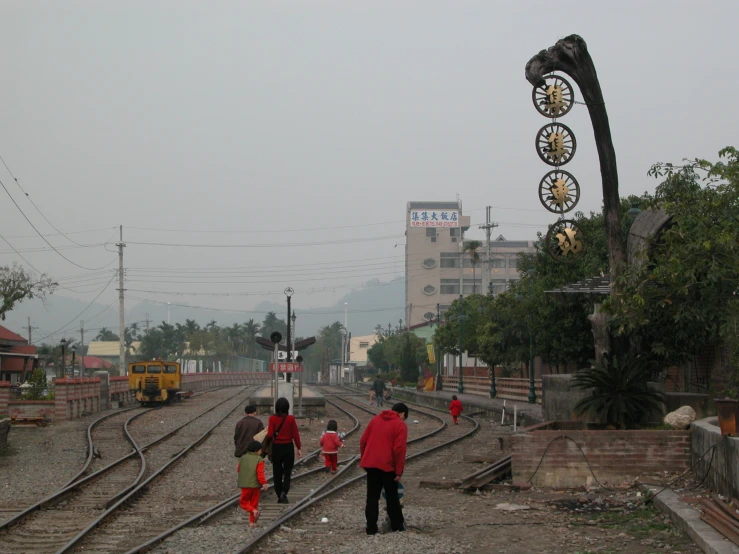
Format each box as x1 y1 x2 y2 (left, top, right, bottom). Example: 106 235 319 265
0 325 38 384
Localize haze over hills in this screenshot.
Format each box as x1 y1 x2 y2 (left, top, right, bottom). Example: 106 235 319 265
3 278 404 345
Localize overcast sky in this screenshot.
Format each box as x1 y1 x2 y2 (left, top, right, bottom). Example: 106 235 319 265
1 1 737 325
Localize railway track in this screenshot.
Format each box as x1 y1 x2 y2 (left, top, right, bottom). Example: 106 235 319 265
0 386 254 554
226 386 478 553
121 385 477 553
121 395 363 553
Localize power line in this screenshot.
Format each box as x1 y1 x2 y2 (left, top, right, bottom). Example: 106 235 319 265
0 229 44 274
36 276 116 341
125 234 404 249
0 179 114 270
2 226 117 240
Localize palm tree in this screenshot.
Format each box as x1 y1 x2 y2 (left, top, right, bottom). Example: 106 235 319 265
242 319 261 355
463 240 483 294
184 319 200 334
95 327 118 341
205 320 219 333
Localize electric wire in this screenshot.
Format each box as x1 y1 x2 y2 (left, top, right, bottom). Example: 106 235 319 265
0 176 116 270
36 276 117 341
0 229 44 274
0 153 91 248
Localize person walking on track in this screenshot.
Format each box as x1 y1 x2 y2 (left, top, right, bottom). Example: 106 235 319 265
359 402 408 534
372 376 386 407
234 404 264 458
448 395 463 425
267 397 302 504
237 440 268 527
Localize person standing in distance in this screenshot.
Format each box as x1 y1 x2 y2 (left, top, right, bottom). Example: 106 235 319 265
266 397 302 504
359 402 408 534
372 376 386 408
234 405 264 458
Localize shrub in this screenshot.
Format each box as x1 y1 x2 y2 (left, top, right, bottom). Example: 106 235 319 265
571 352 665 429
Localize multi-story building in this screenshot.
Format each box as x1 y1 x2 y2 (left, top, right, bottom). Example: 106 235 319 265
404 200 536 328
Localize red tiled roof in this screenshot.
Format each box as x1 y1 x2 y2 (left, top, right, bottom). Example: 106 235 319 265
0 325 28 343
82 356 113 369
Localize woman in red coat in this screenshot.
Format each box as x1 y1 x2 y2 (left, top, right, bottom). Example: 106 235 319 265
267 397 302 504
448 395 463 425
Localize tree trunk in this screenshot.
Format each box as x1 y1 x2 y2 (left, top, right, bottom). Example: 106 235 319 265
588 303 611 367
526 35 624 362
525 35 624 284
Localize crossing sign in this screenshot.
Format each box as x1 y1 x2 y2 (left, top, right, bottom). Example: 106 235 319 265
270 362 303 373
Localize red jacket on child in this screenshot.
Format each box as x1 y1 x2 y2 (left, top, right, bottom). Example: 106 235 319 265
449 399 463 417
320 431 343 454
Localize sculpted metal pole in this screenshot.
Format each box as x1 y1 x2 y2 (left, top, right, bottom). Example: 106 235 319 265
526 35 623 360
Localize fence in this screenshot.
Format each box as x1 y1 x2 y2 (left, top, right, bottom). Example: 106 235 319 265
441 375 542 404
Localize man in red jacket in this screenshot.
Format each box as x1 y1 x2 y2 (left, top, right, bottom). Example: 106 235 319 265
359 402 409 535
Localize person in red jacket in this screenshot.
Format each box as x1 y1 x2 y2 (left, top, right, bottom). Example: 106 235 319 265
359 402 409 535
319 419 344 473
267 397 302 504
449 395 463 425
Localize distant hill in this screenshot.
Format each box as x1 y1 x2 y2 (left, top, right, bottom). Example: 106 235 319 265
3 278 404 343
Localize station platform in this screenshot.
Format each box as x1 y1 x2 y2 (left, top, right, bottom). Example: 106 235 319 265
249 382 325 417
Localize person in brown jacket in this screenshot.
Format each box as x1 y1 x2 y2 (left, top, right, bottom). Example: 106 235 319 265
234 405 264 458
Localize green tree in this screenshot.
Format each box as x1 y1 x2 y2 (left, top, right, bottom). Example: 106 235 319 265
606 147 739 391
24 367 49 400
0 264 56 321
95 327 119 341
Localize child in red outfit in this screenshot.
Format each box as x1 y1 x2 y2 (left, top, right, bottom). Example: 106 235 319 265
319 420 344 473
449 395 463 425
237 440 269 526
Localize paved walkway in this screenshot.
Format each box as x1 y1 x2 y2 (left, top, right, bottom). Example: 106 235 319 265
356 382 544 424
407 388 543 421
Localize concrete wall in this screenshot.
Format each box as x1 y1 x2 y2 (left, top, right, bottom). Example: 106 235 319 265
512 427 691 488
7 400 55 420
691 418 739 500
541 374 592 422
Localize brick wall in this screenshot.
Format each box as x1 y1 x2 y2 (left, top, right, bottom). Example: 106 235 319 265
512 427 691 488
54 378 101 421
180 372 270 391
7 400 55 420
0 381 10 415
109 376 134 406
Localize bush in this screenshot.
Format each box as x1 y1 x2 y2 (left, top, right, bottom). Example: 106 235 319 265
571 352 665 429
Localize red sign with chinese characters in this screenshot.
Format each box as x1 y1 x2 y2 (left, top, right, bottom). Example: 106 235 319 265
270 362 303 373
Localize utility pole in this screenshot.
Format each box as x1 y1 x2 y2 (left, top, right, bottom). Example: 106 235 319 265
166 303 171 325
145 313 150 332
80 321 86 376
479 206 498 297
117 225 126 374
25 317 38 345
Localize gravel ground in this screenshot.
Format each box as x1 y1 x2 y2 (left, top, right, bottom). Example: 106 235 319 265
0 387 242 516
1 413 102 512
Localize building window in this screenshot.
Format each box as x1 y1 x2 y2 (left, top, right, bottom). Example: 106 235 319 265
492 279 507 295
450 228 460 237
359 342 369 348
490 258 506 268
422 257 437 269
431 236 436 242
423 312 435 321
462 279 481 294
440 279 460 295
440 253 461 268
422 284 436 295
426 228 437 237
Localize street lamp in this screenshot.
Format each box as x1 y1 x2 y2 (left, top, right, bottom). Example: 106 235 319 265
626 201 642 220
71 345 77 377
434 303 443 392
339 327 348 385
59 338 67 379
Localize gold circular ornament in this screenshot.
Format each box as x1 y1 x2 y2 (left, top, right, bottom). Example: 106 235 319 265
536 123 577 166
545 219 587 263
538 170 580 214
532 75 575 118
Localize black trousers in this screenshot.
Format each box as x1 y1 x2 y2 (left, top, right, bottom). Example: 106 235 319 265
272 442 294 498
365 468 404 534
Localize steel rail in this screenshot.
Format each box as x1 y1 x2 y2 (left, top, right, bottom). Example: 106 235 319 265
122 396 362 554
64 405 142 488
0 386 248 537
54 386 256 554
233 389 479 554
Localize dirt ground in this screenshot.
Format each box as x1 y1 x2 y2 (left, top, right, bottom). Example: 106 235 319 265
255 418 701 554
